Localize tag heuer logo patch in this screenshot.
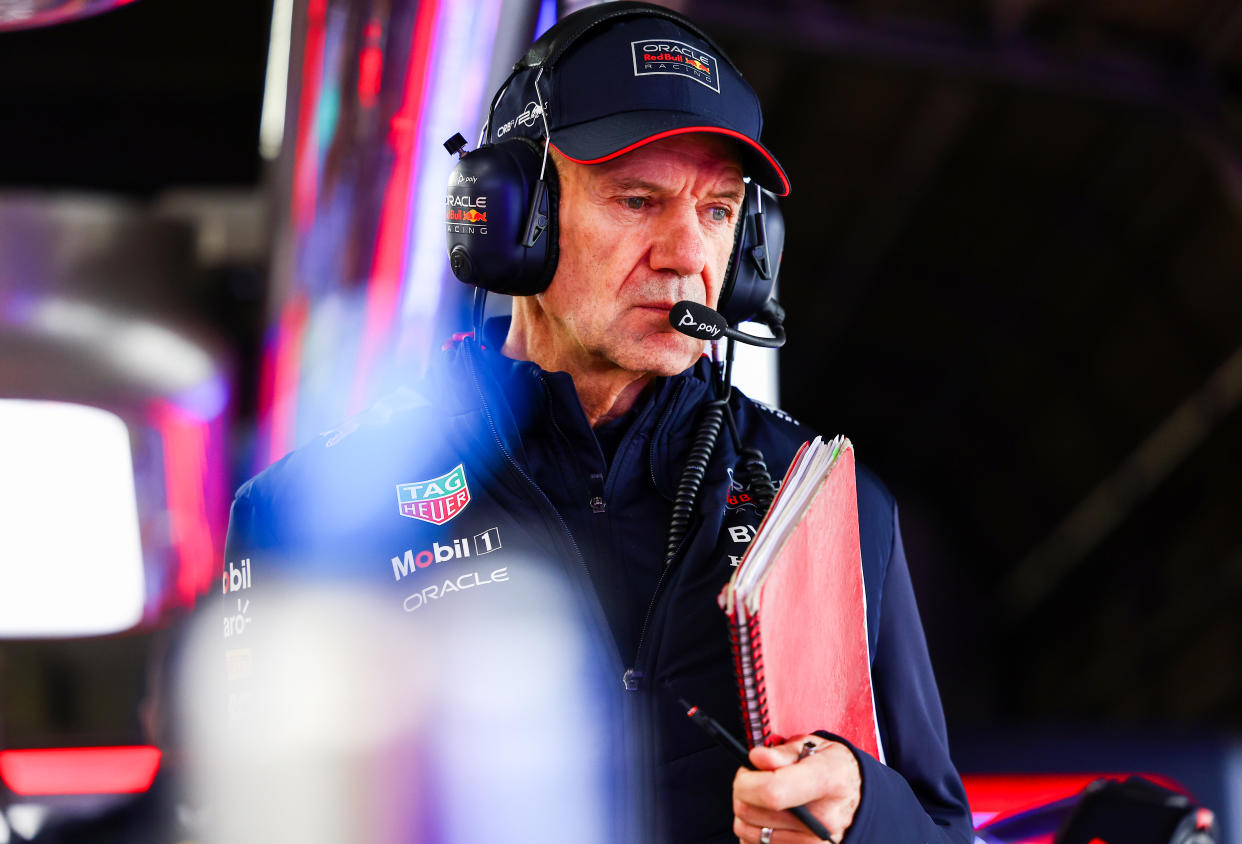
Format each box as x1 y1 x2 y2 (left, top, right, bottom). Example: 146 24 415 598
631 39 720 93
397 464 471 524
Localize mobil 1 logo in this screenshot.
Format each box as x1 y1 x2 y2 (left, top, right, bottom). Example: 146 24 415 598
391 527 502 582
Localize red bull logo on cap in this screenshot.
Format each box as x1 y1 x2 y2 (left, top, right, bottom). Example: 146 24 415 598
631 38 720 93
397 464 471 524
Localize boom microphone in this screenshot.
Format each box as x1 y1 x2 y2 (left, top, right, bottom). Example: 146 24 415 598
670 300 785 349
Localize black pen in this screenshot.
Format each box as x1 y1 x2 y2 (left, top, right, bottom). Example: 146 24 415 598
680 699 834 841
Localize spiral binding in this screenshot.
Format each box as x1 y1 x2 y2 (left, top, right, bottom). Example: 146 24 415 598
729 609 773 749
728 616 752 745
749 612 771 746
733 614 763 748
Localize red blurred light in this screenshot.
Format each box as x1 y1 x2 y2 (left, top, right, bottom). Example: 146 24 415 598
151 400 219 608
358 46 384 107
291 0 329 232
964 772 1186 824
348 0 442 414
358 15 385 107
266 296 309 465
0 747 161 796
965 773 1104 816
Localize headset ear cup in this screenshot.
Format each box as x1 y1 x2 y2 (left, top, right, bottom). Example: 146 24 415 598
445 139 560 296
717 184 783 325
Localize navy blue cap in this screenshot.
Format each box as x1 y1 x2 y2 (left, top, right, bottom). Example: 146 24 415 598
486 4 790 196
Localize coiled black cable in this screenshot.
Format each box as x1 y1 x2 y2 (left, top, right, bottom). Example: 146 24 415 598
664 311 786 565
737 445 777 517
665 398 727 566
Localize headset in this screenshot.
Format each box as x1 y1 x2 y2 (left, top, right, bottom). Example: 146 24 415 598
443 1 785 327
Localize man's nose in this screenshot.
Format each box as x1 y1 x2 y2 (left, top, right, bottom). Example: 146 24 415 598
649 203 708 278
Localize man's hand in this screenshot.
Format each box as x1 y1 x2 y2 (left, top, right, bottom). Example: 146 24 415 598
732 735 861 843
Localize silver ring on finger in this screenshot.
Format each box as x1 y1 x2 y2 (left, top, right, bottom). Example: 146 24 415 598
760 827 774 844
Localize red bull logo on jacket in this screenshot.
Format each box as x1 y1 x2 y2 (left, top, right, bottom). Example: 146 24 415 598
396 464 470 524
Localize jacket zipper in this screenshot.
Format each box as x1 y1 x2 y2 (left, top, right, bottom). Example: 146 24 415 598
464 340 651 840
588 473 607 513
536 374 611 516
624 380 690 692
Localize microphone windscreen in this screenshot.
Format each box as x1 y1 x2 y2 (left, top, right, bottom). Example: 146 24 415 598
669 300 727 341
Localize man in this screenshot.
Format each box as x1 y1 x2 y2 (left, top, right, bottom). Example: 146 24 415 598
225 3 972 842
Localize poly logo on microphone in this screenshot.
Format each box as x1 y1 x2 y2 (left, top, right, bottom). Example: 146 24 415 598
678 307 721 338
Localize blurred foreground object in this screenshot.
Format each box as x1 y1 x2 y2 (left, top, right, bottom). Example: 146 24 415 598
179 568 616 844
0 0 139 32
0 401 143 637
0 194 232 629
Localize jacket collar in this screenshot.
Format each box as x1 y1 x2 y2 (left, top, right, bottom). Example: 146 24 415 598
463 317 721 492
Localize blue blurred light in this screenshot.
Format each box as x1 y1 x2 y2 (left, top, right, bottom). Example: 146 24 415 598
172 372 231 422
534 0 558 40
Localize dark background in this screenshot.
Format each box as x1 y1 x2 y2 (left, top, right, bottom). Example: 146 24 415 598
1 0 1240 748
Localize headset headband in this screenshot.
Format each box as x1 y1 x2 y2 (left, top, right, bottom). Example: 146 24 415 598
516 1 738 75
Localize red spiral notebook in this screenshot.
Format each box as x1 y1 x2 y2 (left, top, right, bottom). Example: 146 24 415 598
718 436 884 761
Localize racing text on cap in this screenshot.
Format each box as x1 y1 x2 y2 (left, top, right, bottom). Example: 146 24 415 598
631 38 720 93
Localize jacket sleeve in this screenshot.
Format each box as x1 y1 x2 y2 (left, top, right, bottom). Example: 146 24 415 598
224 479 278 568
223 473 301 580
832 503 974 844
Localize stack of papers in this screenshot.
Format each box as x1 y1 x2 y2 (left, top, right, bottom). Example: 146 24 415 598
719 436 883 760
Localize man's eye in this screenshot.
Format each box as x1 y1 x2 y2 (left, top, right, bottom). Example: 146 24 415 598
622 196 648 211
708 206 730 222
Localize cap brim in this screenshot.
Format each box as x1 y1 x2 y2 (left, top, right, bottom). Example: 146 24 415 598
550 111 790 196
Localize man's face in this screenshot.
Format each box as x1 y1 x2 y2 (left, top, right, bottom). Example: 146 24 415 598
536 134 745 378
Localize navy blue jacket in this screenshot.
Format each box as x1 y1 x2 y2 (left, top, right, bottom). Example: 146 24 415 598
225 326 973 843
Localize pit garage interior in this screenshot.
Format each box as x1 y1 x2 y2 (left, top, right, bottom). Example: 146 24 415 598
1 0 1241 839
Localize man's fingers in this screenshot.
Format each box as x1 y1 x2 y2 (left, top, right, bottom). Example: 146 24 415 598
747 735 812 770
732 795 798 831
747 734 840 771
734 737 862 842
732 813 820 844
748 743 798 771
735 741 859 809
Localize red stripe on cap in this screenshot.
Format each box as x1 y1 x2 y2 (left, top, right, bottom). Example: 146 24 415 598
551 127 790 196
